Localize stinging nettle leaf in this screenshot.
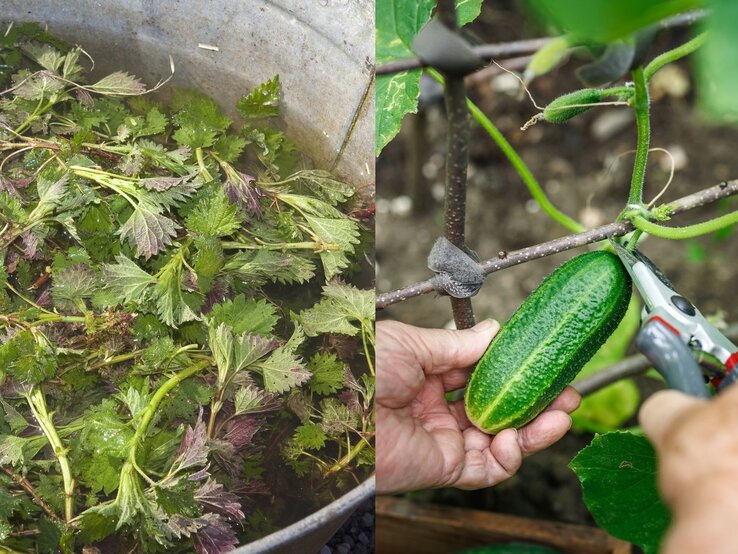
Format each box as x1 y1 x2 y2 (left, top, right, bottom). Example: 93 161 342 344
185 190 243 237
299 282 375 337
88 71 147 96
102 254 156 304
237 75 281 119
118 205 180 260
207 295 279 336
256 326 310 393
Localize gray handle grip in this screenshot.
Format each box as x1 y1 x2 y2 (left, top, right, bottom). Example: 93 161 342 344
636 320 709 399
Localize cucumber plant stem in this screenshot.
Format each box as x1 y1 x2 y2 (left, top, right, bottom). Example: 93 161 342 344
632 210 738 239
627 67 651 208
427 68 584 234
435 0 476 330
644 31 709 81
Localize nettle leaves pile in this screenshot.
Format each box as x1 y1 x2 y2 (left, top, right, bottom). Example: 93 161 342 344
0 23 374 553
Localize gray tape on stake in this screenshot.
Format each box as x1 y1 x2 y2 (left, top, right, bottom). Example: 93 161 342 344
412 18 486 77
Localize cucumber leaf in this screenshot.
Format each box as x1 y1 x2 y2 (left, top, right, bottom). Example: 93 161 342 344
570 431 670 554
376 0 482 154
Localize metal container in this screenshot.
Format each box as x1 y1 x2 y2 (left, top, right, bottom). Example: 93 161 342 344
2 1 375 552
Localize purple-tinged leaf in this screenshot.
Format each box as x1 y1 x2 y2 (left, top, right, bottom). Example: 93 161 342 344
222 415 261 450
174 410 209 472
167 513 204 539
224 170 263 218
196 479 245 520
139 172 196 192
192 513 238 554
20 230 38 259
75 88 94 107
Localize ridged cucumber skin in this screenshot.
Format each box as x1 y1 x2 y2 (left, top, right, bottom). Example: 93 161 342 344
465 251 631 434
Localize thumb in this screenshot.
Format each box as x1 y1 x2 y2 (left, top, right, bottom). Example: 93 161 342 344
639 389 706 450
416 319 500 375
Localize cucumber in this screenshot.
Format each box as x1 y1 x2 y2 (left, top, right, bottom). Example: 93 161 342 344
543 89 604 123
465 251 631 434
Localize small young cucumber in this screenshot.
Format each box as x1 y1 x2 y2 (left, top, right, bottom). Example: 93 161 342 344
465 251 631 434
543 88 605 123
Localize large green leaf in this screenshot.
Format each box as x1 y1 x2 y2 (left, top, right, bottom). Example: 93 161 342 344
697 0 738 119
376 0 482 154
529 0 703 43
570 432 670 554
572 296 640 431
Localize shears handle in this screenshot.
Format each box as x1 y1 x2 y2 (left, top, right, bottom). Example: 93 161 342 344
636 319 710 399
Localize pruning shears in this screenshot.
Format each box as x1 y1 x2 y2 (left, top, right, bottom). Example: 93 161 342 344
611 239 738 398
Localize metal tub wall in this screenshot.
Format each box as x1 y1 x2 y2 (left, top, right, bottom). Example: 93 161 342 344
2 1 375 552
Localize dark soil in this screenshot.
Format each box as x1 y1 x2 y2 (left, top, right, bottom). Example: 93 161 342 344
377 0 738 536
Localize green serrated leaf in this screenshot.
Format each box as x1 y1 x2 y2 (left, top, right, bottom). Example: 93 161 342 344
208 295 279 336
308 352 346 395
319 397 356 437
293 423 326 450
0 330 57 385
237 75 281 119
51 263 99 311
224 249 316 285
118 205 180 260
233 385 277 415
185 190 242 237
213 134 247 163
256 326 309 393
299 283 374 337
154 256 200 327
88 71 147 95
570 432 670 554
102 254 156 304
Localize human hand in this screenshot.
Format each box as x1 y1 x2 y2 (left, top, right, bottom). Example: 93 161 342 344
376 319 581 494
640 386 738 553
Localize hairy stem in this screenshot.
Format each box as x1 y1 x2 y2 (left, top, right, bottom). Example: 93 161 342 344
632 209 738 239
26 387 75 522
428 68 584 233
376 179 738 309
644 31 709 81
626 67 651 208
128 360 211 468
324 435 370 477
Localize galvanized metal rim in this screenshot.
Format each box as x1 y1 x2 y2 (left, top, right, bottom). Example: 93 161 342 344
233 475 375 553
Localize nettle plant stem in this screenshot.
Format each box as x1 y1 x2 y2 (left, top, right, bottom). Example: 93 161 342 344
25 387 75 522
627 67 651 208
128 360 211 473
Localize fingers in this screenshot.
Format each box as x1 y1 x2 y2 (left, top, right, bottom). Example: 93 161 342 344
404 319 500 376
544 386 581 414
452 428 523 489
517 410 572 456
639 389 707 450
